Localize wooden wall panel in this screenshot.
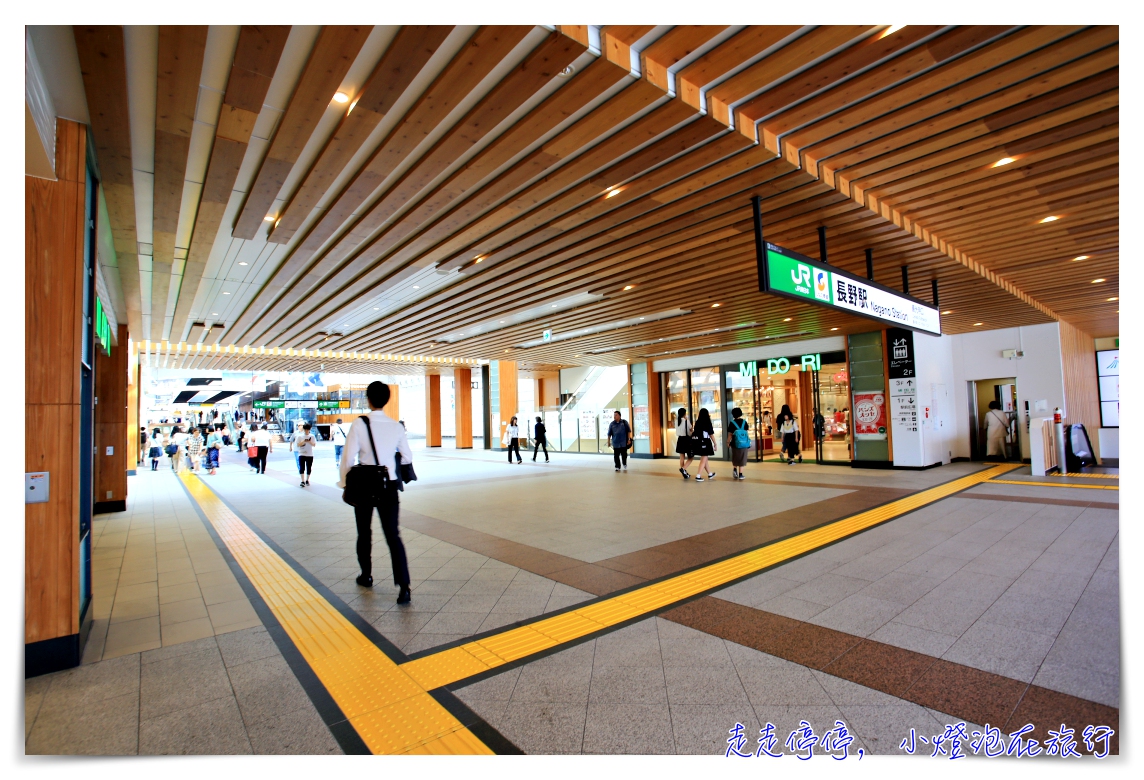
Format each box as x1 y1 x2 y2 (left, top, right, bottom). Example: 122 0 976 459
25 119 87 644
454 368 473 449
425 373 442 447
383 383 400 422
95 324 129 509
127 357 140 469
1059 319 1103 461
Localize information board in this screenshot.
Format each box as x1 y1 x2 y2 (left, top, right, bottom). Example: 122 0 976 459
1096 349 1118 427
760 242 941 335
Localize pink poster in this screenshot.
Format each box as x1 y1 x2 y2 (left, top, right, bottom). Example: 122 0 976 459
852 392 887 438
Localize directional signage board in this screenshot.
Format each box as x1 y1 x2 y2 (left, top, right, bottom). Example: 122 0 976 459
760 242 942 335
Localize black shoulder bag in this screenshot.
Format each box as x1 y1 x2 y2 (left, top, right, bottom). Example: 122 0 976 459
342 416 390 507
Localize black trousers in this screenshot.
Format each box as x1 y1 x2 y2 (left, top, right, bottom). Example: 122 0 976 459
298 455 313 475
256 446 268 473
613 446 629 469
533 440 548 460
354 491 409 586
507 439 522 462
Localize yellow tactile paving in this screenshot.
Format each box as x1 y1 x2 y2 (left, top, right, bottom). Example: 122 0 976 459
1058 472 1119 479
179 474 493 755
988 479 1118 491
401 464 1020 690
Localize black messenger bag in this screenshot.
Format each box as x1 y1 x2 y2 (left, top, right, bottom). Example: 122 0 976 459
342 416 391 507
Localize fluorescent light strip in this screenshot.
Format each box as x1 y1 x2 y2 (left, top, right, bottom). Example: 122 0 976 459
434 292 604 344
639 330 814 358
513 308 692 348
584 321 761 355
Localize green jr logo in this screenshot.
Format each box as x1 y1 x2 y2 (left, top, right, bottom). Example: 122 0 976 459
791 264 812 290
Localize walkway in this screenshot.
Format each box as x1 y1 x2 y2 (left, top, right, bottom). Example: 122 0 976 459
25 443 1119 755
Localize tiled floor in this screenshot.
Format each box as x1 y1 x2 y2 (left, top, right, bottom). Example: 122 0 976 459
26 443 1118 755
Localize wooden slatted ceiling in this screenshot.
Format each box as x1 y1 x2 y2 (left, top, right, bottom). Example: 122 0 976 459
169 26 291 341
150 26 209 342
82 25 1118 371
231 25 372 239
74 26 142 338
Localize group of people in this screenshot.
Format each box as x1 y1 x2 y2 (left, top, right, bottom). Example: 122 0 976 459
502 416 552 463
234 422 274 474
674 403 804 481
144 425 225 474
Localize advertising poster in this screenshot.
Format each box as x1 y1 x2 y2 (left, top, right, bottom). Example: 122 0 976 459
852 391 887 439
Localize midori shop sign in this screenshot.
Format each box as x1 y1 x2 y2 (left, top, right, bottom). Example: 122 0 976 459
759 242 942 335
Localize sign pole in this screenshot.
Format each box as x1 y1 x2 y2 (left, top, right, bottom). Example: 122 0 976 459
751 195 766 293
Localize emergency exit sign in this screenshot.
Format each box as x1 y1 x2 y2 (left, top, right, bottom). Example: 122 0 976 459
759 242 942 335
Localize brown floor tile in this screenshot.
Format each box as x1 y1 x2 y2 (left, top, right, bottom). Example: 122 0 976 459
821 640 938 697
546 564 645 597
1005 685 1119 755
903 659 1027 728
691 599 802 651
764 623 863 669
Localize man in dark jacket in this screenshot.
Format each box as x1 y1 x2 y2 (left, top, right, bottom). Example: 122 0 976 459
607 411 632 472
532 416 549 462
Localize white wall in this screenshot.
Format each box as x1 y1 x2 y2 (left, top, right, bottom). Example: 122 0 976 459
948 323 1065 460
889 332 956 468
560 366 592 395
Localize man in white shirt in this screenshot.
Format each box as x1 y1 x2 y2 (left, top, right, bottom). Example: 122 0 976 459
251 423 272 474
332 417 348 468
337 382 413 604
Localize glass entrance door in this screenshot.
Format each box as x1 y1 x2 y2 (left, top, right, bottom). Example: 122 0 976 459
690 367 722 459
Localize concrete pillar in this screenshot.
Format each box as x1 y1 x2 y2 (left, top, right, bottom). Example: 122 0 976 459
454 368 472 448
425 374 442 447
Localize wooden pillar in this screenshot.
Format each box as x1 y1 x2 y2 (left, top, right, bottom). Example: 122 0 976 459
454 368 473 448
94 324 129 512
425 374 442 447
648 370 663 455
127 353 139 472
25 119 87 672
495 360 518 447
383 383 400 422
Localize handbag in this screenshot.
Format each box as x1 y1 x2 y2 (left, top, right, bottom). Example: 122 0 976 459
342 416 391 507
247 446 258 457
164 443 178 456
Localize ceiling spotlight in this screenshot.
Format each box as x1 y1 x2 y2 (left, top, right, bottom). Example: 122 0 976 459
211 312 218 316
504 349 510 353
263 215 275 222
882 24 906 37
623 285 634 291
1073 255 1089 261
332 92 350 104
783 317 792 322
500 320 506 324
552 304 558 308
711 303 721 308
1091 278 1106 284
605 188 622 199
941 310 952 315
830 327 839 331
557 65 575 78
992 157 1015 168
222 291 231 295
1108 297 1119 302
238 261 248 266
413 285 420 289
639 317 644 320
1039 215 1060 223
373 307 380 310
973 322 983 326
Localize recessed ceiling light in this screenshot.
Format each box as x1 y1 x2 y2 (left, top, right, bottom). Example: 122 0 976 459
557 65 575 78
373 307 380 310
504 349 509 353
1073 255 1089 261
1092 278 1106 283
551 304 558 308
992 157 1015 168
500 320 506 324
783 317 792 322
263 215 275 222
605 189 622 199
711 303 720 308
1108 297 1118 302
332 92 350 104
211 312 218 316
412 285 420 289
222 291 230 295
638 317 644 320
882 24 906 36
623 285 634 291
1039 215 1060 223
941 310 952 315
830 327 838 331
238 261 248 266
973 322 983 326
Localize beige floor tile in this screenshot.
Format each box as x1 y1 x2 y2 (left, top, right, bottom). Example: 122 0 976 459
110 597 160 624
213 617 264 635
159 582 203 605
104 616 162 658
208 599 258 629
116 581 159 601
193 558 232 574
160 598 210 626
158 568 199 587
157 557 194 574
161 617 216 646
200 581 246 606
117 568 158 586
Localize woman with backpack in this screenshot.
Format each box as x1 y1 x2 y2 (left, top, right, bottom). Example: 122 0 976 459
675 408 694 479
727 407 752 480
691 407 716 482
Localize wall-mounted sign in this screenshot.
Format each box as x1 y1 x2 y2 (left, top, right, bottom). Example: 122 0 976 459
1097 349 1118 427
759 242 941 335
542 329 552 343
738 353 822 377
886 328 915 379
739 361 757 377
252 400 285 409
94 298 112 355
316 400 345 409
852 391 887 439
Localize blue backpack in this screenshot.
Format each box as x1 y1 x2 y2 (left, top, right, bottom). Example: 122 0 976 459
731 419 751 449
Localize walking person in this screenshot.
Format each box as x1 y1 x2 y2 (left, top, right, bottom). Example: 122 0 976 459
985 400 1009 460
503 416 523 464
205 425 223 475
138 426 148 465
148 428 163 471
252 423 272 474
337 381 413 605
170 426 188 473
777 404 802 465
727 407 751 480
187 428 204 472
532 416 549 462
332 417 348 468
236 423 247 453
607 411 632 472
291 422 317 487
675 407 694 479
692 408 717 481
